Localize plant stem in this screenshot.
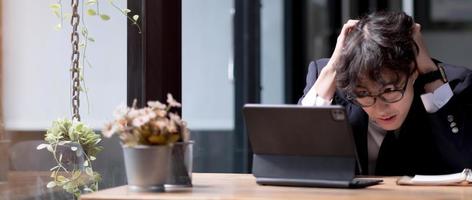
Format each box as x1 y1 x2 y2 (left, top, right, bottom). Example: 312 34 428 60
108 1 142 34
58 0 64 29
80 0 91 114
52 142 70 173
95 0 100 15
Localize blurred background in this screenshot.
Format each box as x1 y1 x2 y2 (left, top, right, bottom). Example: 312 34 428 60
2 0 472 191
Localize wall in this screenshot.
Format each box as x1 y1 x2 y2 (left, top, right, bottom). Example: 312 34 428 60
424 31 472 68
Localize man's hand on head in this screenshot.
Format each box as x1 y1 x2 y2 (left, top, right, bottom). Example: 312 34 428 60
327 20 359 68
412 23 437 74
412 23 448 93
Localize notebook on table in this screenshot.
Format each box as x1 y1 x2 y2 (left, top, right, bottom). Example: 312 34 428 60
243 104 382 188
397 168 472 186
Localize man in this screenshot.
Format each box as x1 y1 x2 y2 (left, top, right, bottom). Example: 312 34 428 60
299 11 472 175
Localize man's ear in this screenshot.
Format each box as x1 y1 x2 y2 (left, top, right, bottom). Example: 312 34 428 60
411 70 419 83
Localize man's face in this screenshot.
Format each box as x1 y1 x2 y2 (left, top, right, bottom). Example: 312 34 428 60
354 70 418 130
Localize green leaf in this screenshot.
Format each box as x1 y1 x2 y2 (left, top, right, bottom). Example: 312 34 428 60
90 156 96 161
100 14 111 21
36 143 49 150
88 37 95 42
72 170 82 179
52 10 61 18
86 0 97 5
54 23 62 31
132 15 139 21
63 183 72 191
87 9 97 16
123 9 131 14
49 4 61 9
80 27 88 35
47 145 54 152
71 146 78 151
50 171 56 178
47 181 57 188
85 167 94 177
84 160 89 167
57 175 68 182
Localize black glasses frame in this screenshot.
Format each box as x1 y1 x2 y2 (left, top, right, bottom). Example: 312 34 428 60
347 77 410 107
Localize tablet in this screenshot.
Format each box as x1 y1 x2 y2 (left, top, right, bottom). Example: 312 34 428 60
243 104 381 188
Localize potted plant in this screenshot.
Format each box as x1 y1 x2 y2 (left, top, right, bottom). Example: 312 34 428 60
102 93 191 192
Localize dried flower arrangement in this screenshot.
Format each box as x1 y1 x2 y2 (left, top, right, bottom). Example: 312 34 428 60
102 93 190 146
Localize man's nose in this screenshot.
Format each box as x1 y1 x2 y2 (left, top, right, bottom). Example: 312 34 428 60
373 97 390 110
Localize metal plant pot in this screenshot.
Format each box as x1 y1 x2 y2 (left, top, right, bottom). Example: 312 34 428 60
166 141 194 187
123 145 171 192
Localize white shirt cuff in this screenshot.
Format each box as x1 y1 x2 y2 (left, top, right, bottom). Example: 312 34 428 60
301 87 332 106
420 83 453 113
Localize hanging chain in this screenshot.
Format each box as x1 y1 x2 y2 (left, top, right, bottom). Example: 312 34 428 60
71 0 81 121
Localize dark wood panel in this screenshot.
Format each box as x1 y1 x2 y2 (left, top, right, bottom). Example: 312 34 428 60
234 0 261 173
127 0 181 108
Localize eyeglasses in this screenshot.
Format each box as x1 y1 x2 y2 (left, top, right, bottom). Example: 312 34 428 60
347 77 410 107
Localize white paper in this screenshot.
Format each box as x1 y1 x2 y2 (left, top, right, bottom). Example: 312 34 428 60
411 172 466 184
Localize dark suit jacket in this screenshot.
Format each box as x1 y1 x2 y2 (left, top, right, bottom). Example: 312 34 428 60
299 58 472 176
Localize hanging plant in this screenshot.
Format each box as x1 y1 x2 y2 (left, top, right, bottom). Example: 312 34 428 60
37 0 141 198
37 119 103 198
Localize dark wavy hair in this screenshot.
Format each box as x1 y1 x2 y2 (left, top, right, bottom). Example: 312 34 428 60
336 11 418 95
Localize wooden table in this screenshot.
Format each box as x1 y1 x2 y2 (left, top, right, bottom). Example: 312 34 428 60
80 173 472 200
